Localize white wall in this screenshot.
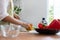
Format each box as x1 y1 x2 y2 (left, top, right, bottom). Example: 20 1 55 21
14 0 47 27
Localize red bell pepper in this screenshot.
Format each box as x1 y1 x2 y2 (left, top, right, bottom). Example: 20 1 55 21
47 19 60 30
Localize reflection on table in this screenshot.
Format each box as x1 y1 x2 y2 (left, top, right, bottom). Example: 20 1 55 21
0 30 60 40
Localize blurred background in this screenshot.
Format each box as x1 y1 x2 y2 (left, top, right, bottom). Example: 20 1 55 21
13 0 60 27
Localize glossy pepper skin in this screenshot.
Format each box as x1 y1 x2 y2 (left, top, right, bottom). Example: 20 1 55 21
47 19 60 30
38 23 48 29
38 23 43 29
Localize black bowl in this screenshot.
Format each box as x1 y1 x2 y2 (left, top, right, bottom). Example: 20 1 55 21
35 28 59 35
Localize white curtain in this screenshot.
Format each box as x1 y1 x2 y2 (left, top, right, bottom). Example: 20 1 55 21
54 0 60 19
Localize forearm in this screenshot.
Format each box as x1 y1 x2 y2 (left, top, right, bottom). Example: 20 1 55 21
2 16 23 25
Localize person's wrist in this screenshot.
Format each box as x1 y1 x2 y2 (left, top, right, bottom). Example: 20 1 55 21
21 22 27 27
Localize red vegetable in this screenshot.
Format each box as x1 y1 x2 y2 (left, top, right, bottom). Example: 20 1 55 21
38 23 47 29
48 19 60 30
38 23 43 29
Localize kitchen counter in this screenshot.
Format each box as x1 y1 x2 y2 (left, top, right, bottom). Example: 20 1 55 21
0 31 60 40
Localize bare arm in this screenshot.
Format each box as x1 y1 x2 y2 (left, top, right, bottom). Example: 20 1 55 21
2 16 25 25
2 16 32 30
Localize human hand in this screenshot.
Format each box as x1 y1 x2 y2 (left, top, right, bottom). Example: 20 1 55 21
26 24 33 31
21 23 33 31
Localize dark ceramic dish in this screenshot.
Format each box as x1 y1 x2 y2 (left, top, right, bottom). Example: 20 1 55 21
35 28 59 35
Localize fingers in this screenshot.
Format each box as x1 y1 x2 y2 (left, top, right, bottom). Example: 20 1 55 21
20 22 33 31
25 24 33 31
